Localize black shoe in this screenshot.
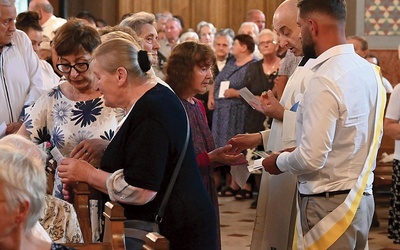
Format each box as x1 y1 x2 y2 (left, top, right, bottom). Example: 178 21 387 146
250 199 257 209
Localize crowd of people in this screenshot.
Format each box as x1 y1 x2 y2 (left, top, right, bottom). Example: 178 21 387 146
0 0 398 249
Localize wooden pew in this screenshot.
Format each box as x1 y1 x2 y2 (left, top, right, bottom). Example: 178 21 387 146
143 232 169 250
66 201 126 250
73 182 92 243
69 183 169 250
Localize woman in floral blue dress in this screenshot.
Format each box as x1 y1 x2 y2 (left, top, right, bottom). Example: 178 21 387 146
18 19 122 241
210 34 257 150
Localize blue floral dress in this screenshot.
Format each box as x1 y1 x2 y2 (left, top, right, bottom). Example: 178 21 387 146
212 57 257 147
24 83 123 241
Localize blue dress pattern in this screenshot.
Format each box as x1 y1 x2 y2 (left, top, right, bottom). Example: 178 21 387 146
24 83 124 198
212 57 257 147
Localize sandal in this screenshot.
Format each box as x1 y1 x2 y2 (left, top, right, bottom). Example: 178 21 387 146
218 186 239 197
235 189 253 200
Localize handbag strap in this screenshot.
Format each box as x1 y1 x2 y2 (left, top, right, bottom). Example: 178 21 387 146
155 106 190 224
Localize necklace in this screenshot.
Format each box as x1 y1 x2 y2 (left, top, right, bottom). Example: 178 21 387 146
262 58 280 75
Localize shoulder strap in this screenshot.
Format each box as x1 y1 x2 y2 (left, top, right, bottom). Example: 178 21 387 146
155 105 190 225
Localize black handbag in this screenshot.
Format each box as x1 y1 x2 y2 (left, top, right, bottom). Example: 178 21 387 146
124 108 190 246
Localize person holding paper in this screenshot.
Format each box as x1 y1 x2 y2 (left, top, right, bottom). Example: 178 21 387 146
234 29 280 204
262 0 384 248
165 41 247 250
58 38 218 249
18 19 122 242
228 0 312 248
209 34 257 197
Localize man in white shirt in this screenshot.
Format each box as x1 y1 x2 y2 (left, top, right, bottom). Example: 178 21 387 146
229 1 311 248
262 0 385 249
29 0 66 60
0 0 45 136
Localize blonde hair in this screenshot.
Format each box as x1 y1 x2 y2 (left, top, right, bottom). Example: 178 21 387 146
92 38 150 81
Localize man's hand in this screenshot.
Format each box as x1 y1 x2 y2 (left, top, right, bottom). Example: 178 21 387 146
259 90 285 121
262 153 283 175
227 133 262 152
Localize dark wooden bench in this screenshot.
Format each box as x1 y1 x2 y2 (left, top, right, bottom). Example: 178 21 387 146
69 183 169 249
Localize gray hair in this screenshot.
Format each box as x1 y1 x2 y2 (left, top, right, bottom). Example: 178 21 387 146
238 21 259 35
92 38 150 81
0 135 46 231
196 21 216 35
180 30 199 42
258 29 277 42
214 28 234 46
120 11 156 36
166 17 182 30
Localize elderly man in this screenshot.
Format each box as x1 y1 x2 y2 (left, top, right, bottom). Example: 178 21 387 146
0 0 44 137
158 17 182 60
229 0 311 248
246 9 265 32
262 0 385 249
120 11 173 87
29 0 66 59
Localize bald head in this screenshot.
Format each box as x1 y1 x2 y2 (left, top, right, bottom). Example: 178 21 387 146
29 0 54 25
29 0 52 12
273 0 302 56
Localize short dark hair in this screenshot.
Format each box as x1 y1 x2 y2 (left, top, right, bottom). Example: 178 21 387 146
234 34 255 54
16 11 42 33
53 18 101 56
166 41 216 97
297 0 346 22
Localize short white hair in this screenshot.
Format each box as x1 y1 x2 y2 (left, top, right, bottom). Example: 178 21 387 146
180 31 199 42
196 21 216 35
238 22 259 35
258 29 277 42
0 135 46 231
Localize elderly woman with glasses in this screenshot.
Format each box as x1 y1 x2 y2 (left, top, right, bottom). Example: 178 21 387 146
18 19 122 241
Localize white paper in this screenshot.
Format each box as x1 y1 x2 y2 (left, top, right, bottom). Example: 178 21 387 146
50 147 64 164
238 87 263 111
0 122 6 138
247 158 264 173
231 164 251 188
218 81 230 98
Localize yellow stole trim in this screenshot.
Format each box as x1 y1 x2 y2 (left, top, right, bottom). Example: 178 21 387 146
293 65 386 249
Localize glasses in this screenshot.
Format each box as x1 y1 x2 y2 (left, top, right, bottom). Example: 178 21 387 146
56 62 90 73
259 40 277 46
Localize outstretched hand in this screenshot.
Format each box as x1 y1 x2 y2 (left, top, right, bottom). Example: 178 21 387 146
208 144 248 166
227 133 262 153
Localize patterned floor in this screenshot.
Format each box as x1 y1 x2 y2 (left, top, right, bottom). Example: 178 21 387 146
219 192 399 250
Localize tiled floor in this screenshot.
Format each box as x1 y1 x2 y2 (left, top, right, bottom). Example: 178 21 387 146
219 192 399 250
